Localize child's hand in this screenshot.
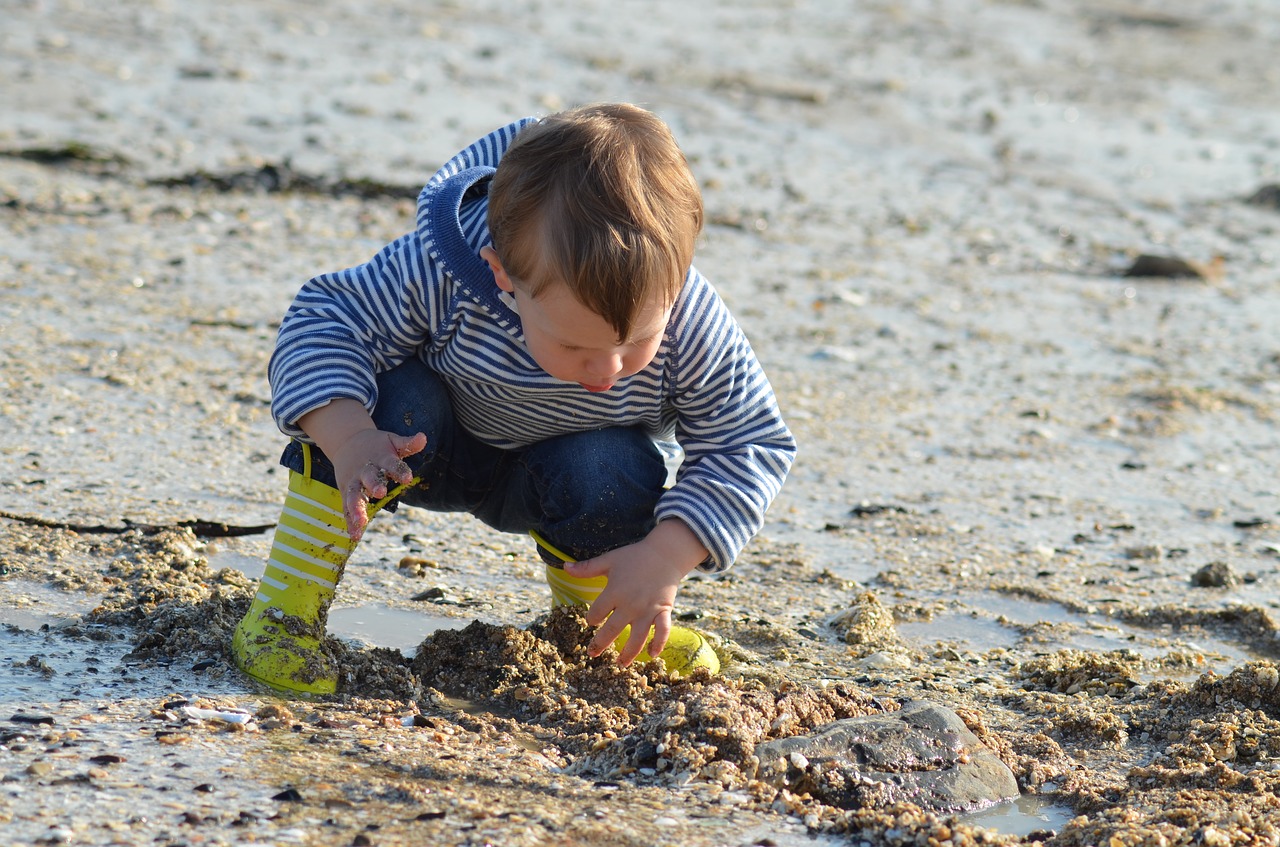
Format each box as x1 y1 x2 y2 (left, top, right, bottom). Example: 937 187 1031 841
564 520 708 665
330 428 427 541
297 399 427 542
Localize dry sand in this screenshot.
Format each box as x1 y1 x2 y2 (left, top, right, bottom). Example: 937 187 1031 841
3 1 1280 845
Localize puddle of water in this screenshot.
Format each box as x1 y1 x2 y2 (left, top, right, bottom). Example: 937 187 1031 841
961 793 1075 837
0 579 104 630
327 603 459 655
210 552 466 659
896 612 1021 653
1040 614 1267 679
959 593 1077 627
0 607 58 631
895 592 1269 679
206 548 265 580
1111 635 1263 682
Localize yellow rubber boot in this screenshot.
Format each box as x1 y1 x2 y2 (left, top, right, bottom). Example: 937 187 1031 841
533 531 720 676
232 447 414 695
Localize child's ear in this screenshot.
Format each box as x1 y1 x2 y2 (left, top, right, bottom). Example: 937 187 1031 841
480 246 516 293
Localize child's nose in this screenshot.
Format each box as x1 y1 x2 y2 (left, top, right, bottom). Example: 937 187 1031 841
586 353 624 379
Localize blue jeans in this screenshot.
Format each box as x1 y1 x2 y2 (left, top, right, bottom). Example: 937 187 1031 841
280 358 668 561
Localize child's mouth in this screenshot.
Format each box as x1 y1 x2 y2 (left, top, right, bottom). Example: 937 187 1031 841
579 382 613 392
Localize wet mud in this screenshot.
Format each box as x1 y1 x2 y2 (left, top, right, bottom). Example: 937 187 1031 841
4 522 1279 844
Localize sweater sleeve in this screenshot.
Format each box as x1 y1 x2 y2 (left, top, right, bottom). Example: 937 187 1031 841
268 233 438 438
654 273 796 572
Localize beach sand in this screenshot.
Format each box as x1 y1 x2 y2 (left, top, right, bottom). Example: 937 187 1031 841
3 1 1280 844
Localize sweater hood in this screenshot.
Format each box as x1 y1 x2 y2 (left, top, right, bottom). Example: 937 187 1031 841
414 117 537 315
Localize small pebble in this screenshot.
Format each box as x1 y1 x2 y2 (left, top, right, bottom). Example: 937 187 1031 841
1122 254 1204 278
1191 561 1241 588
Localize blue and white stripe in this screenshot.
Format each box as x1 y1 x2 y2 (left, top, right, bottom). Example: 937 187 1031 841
269 118 795 571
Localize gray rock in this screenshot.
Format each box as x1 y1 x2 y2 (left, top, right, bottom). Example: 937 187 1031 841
753 701 1018 813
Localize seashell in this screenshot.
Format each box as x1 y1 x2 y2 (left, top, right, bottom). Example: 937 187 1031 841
1255 665 1279 691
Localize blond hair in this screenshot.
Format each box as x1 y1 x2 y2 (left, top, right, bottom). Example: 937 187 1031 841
487 103 704 338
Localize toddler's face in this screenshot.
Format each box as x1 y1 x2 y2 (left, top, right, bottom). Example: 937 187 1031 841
510 281 668 392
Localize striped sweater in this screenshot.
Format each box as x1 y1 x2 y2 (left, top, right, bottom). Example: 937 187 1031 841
269 118 795 571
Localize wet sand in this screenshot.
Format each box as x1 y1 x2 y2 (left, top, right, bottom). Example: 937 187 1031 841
3 1 1280 845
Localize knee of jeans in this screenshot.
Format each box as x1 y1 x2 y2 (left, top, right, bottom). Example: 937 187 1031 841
540 428 667 497
372 360 450 437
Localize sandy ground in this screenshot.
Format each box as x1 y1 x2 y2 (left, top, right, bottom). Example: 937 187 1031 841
4 0 1280 845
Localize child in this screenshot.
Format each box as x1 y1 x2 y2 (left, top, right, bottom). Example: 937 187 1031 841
232 103 796 695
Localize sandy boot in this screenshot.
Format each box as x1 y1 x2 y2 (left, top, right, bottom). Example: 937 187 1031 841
232 449 414 695
534 531 720 676
231 468 354 695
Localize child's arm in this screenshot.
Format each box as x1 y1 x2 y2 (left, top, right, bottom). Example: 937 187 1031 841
563 519 708 664
269 232 439 445
655 273 796 573
298 399 426 541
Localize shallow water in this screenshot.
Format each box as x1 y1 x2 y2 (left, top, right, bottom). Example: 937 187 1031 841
896 594 1268 680
328 603 458 656
960 793 1076 837
208 543 496 655
0 627 243 706
206 548 266 580
0 580 103 630
896 612 1020 653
